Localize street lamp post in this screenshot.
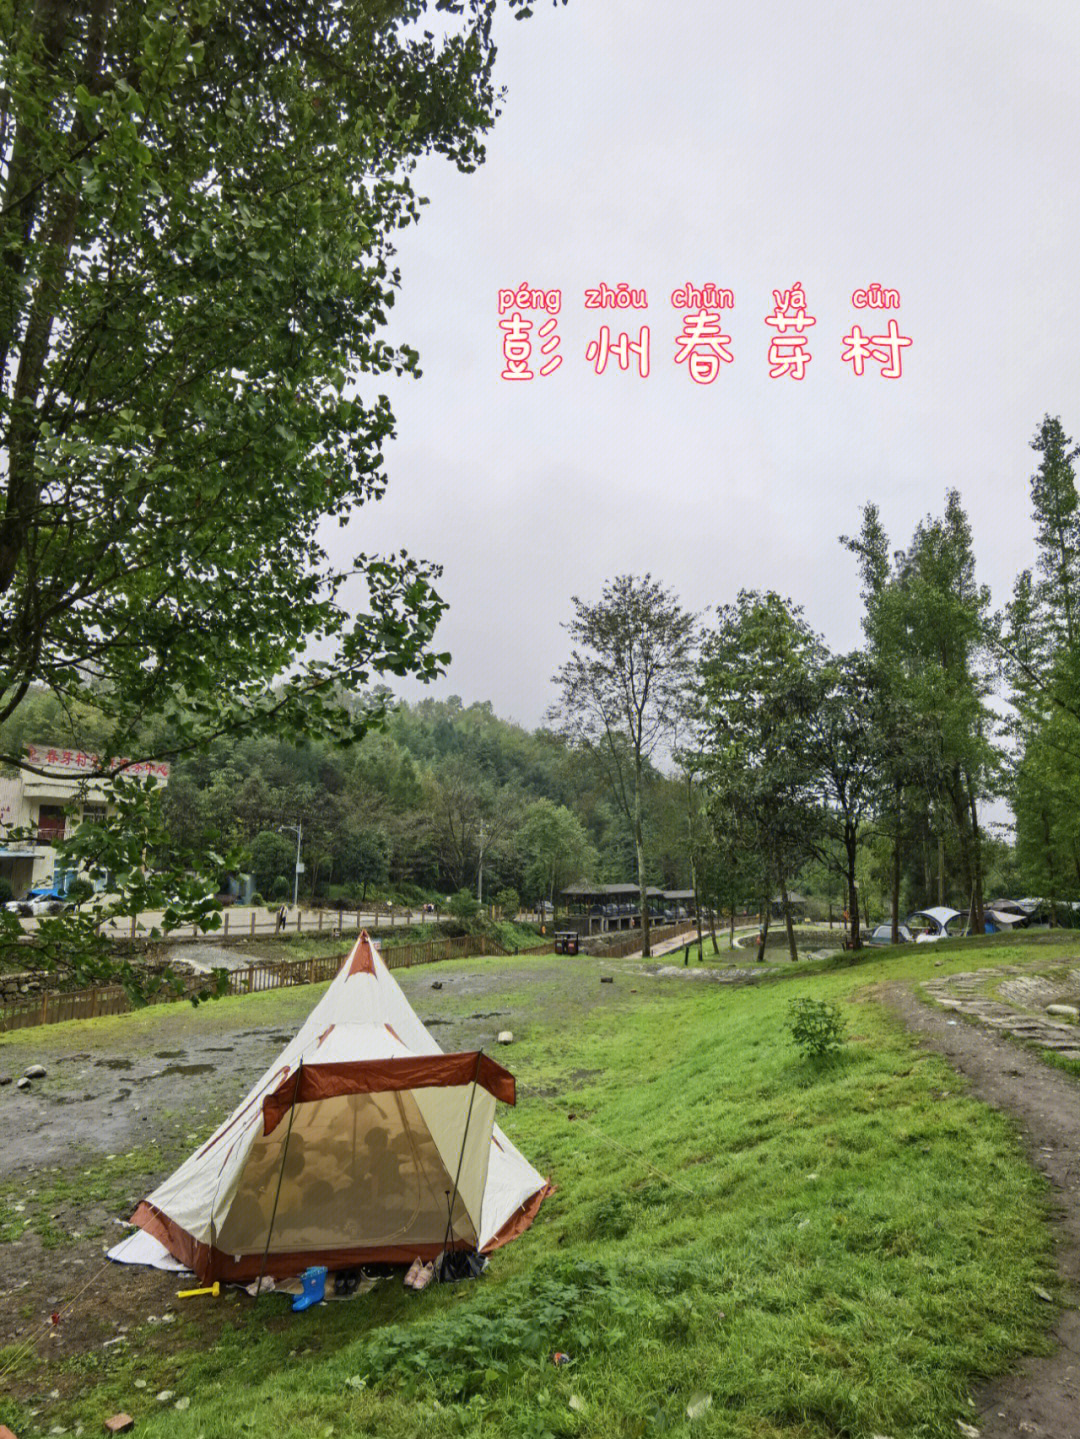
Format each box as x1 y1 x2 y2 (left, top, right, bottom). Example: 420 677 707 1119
278 822 303 907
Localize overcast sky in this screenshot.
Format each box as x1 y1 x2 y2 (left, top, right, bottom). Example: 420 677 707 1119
333 0 1080 730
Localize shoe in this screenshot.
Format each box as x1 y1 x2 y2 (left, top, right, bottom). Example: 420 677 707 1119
291 1265 327 1312
403 1257 424 1288
411 1262 435 1292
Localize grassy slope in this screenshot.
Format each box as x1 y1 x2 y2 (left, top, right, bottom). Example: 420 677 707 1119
2 935 1076 1439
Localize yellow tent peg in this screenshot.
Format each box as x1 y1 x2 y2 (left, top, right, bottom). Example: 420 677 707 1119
176 1281 220 1299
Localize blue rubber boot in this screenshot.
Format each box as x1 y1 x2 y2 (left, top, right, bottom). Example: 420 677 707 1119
291 1265 327 1312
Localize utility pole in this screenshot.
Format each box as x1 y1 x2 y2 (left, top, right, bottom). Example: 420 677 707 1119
278 821 303 907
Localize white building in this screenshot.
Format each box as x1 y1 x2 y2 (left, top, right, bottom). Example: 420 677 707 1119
0 745 169 898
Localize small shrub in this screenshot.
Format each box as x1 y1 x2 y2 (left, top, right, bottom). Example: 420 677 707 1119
494 886 520 918
787 996 846 1060
250 891 264 907
65 877 95 906
448 888 479 922
270 875 290 901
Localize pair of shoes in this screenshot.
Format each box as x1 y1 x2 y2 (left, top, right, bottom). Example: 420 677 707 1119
411 1262 436 1291
404 1257 435 1290
403 1257 424 1287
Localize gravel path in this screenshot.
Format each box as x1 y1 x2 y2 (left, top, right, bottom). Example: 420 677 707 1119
884 982 1080 1439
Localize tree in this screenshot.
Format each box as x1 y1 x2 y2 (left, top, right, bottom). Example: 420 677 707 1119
0 1 563 986
694 592 820 962
336 827 391 903
804 652 885 950
249 829 296 898
1001 417 1080 898
519 798 594 911
0 1 571 764
549 576 696 956
494 885 520 919
844 493 997 930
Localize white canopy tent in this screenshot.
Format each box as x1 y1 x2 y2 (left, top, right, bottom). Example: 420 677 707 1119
125 933 550 1283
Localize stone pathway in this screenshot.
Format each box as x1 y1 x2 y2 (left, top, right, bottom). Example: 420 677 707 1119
921 966 1080 1062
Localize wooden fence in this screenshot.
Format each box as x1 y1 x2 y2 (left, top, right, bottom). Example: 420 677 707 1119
0 932 513 1035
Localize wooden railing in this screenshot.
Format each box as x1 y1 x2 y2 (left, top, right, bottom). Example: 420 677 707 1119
0 932 507 1035
585 920 700 959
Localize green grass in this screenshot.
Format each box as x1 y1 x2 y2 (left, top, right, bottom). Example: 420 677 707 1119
2 935 1076 1438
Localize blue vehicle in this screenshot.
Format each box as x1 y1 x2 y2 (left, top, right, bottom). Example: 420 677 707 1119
5 885 70 916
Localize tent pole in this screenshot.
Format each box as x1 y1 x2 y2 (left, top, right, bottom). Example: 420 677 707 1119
439 1050 484 1274
256 1059 303 1299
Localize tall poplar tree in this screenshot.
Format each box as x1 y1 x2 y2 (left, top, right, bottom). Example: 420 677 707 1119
550 576 696 957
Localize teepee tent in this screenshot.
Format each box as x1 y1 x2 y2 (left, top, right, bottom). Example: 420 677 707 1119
130 933 550 1282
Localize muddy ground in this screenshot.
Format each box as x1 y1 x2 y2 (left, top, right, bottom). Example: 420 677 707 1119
0 956 630 1180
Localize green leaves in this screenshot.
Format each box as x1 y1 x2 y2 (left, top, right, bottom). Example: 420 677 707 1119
0 1 546 769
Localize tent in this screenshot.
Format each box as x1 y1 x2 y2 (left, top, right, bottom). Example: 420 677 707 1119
128 933 550 1283
907 906 963 941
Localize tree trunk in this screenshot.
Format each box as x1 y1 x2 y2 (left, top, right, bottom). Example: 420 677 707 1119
780 872 798 961
947 773 974 913
691 859 703 962
755 902 769 962
891 835 901 945
846 833 861 950
966 774 985 935
1042 810 1057 926
634 762 650 958
938 833 946 908
847 866 860 952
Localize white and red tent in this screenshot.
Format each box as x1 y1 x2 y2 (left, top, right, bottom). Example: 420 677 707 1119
129 933 550 1282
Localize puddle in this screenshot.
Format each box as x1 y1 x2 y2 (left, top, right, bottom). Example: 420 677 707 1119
159 1064 214 1078
95 1058 133 1071
154 1050 184 1059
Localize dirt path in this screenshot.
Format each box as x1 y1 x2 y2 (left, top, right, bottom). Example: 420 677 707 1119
884 984 1080 1439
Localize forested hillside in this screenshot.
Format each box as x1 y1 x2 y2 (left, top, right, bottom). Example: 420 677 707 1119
0 690 693 907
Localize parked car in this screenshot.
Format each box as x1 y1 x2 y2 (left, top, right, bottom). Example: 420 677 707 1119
5 887 70 917
866 923 913 946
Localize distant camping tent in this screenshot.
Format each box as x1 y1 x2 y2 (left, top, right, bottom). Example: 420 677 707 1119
129 933 550 1282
